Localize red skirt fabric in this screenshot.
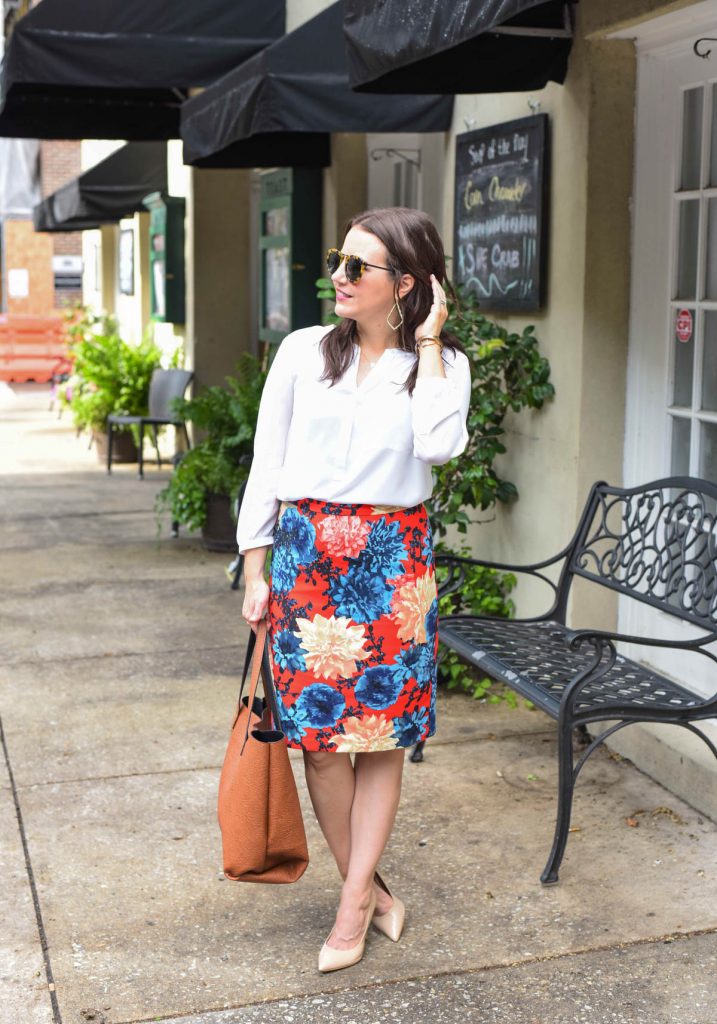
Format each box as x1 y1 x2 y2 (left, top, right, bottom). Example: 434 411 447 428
267 497 439 752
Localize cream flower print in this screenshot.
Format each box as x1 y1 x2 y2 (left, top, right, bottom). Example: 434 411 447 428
317 515 370 558
329 715 398 752
390 571 438 643
294 613 371 678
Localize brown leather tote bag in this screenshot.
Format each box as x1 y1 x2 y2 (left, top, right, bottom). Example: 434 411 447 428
217 619 309 883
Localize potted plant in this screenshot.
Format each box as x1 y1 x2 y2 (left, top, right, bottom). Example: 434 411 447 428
61 307 162 462
155 352 266 550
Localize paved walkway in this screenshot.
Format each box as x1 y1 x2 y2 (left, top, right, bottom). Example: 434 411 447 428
2 383 717 1024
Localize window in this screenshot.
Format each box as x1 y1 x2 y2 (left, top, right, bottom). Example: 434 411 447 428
668 82 717 481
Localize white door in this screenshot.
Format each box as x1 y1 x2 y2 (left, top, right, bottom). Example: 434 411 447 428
621 14 717 705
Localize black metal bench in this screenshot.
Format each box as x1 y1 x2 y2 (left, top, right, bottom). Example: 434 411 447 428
432 477 717 885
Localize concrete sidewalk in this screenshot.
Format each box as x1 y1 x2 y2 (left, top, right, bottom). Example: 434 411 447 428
2 383 717 1024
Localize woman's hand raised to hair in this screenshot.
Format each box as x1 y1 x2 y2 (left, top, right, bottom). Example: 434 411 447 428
414 274 449 345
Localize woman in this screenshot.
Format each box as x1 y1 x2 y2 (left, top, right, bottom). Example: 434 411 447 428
236 206 471 973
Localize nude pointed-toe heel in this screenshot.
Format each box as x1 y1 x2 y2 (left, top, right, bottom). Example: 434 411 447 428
318 891 377 973
372 871 405 942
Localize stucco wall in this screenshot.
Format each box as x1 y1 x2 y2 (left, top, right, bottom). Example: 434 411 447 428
185 168 253 391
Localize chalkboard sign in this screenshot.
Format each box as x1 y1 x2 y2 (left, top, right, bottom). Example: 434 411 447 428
453 114 549 312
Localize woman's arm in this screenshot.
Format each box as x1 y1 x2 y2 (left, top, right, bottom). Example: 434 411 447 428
411 347 471 464
410 274 472 465
238 334 299 630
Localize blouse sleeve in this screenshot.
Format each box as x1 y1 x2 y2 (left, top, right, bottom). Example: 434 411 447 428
235 332 298 556
410 348 472 465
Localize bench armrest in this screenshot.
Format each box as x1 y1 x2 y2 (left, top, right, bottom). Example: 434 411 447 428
434 544 573 609
434 543 573 576
561 628 717 715
566 626 717 656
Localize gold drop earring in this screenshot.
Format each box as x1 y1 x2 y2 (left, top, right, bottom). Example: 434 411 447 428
387 297 404 331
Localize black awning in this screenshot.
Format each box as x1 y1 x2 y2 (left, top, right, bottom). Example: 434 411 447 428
181 0 453 169
344 0 576 94
0 0 284 140
33 142 167 232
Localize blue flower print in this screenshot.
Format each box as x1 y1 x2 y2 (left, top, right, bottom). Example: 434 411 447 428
357 518 407 578
421 523 434 568
280 701 311 744
281 507 318 563
270 538 301 593
393 643 434 686
393 707 429 746
354 665 405 710
296 683 346 729
272 629 307 672
425 596 438 645
271 508 318 593
329 566 393 623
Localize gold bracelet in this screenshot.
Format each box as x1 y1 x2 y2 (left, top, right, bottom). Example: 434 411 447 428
415 337 443 354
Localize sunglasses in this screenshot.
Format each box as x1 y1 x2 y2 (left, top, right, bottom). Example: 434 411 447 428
326 247 394 284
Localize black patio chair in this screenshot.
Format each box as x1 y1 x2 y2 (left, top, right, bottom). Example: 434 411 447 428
106 368 193 478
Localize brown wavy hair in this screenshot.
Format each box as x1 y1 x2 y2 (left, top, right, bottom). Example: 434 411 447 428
319 207 464 396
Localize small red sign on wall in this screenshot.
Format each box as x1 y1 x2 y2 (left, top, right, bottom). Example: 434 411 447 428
676 308 693 343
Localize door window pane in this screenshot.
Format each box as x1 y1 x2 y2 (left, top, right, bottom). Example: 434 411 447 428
671 416 691 475
702 312 717 411
263 247 290 332
675 199 700 299
681 87 703 190
672 310 694 407
699 421 717 481
264 206 289 237
707 198 717 300
711 84 717 187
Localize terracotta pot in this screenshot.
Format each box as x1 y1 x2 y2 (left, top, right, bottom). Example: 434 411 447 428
93 427 139 464
202 492 237 552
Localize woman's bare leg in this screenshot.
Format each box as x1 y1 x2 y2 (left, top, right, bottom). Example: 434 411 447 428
302 750 355 878
329 748 405 950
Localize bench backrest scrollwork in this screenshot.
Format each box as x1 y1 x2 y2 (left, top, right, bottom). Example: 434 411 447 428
560 477 717 632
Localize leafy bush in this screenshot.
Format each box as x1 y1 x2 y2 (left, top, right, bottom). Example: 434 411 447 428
433 540 523 703
429 286 554 540
60 305 161 438
155 353 266 532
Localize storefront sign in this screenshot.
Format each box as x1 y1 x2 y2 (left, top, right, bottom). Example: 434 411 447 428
454 114 549 312
52 255 82 291
7 268 29 298
676 308 693 343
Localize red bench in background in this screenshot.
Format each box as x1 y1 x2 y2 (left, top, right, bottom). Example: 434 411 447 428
0 315 69 384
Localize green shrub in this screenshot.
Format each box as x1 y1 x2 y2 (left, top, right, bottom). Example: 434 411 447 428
61 306 161 439
429 286 555 539
155 353 266 532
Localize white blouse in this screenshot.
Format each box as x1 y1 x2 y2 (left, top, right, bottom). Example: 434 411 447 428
236 324 472 556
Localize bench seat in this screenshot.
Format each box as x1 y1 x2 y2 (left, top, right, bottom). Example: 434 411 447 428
438 615 704 718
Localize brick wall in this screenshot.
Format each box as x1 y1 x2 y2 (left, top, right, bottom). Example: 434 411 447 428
39 140 81 196
38 140 83 308
4 219 54 316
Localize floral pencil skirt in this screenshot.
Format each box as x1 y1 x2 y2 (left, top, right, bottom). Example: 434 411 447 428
266 497 439 753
